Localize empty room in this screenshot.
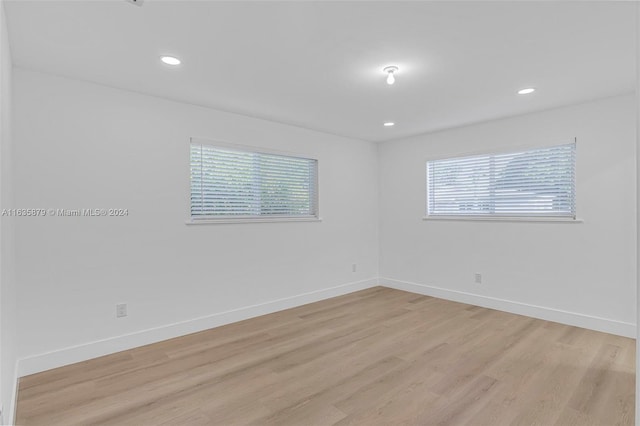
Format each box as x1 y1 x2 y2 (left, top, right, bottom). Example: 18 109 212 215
0 0 637 425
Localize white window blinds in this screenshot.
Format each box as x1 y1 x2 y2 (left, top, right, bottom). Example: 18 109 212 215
426 142 576 218
190 141 318 220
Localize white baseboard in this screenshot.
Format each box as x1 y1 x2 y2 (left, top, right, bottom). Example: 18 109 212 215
7 362 17 426
379 277 636 338
17 278 378 377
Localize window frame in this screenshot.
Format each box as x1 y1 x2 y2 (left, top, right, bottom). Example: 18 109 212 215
187 137 320 224
424 140 580 223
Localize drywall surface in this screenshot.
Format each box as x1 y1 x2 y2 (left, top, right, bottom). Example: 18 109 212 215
13 69 379 373
0 0 16 422
636 6 640 423
379 95 636 336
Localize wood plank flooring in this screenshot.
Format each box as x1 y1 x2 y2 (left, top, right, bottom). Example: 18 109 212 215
15 287 635 425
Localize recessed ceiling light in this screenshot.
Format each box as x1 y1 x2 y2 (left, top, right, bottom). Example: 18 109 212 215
383 66 398 85
160 56 181 66
383 122 395 127
517 87 535 95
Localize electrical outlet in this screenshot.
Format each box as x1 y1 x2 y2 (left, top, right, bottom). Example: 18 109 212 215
352 263 357 272
116 303 127 318
474 273 482 284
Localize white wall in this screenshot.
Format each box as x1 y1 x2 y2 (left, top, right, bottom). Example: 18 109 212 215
12 69 379 375
635 6 639 425
379 95 637 337
0 0 16 422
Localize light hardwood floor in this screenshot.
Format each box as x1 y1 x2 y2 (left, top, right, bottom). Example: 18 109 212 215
16 287 635 425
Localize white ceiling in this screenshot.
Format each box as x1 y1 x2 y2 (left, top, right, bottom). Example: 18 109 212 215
4 1 636 142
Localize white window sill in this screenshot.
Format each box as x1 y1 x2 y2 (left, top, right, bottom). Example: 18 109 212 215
186 216 322 225
422 216 583 223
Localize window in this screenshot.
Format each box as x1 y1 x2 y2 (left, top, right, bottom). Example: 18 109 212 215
190 140 318 221
426 142 576 219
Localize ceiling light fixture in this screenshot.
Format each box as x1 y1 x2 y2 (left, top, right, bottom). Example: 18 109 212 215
160 56 181 66
383 122 395 127
383 66 398 85
517 87 535 95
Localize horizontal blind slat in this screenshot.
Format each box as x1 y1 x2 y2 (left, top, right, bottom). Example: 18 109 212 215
190 142 318 219
427 142 576 218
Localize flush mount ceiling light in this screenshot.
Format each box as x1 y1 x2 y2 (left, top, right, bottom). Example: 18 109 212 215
160 56 181 66
517 87 536 95
383 66 398 85
383 122 395 127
